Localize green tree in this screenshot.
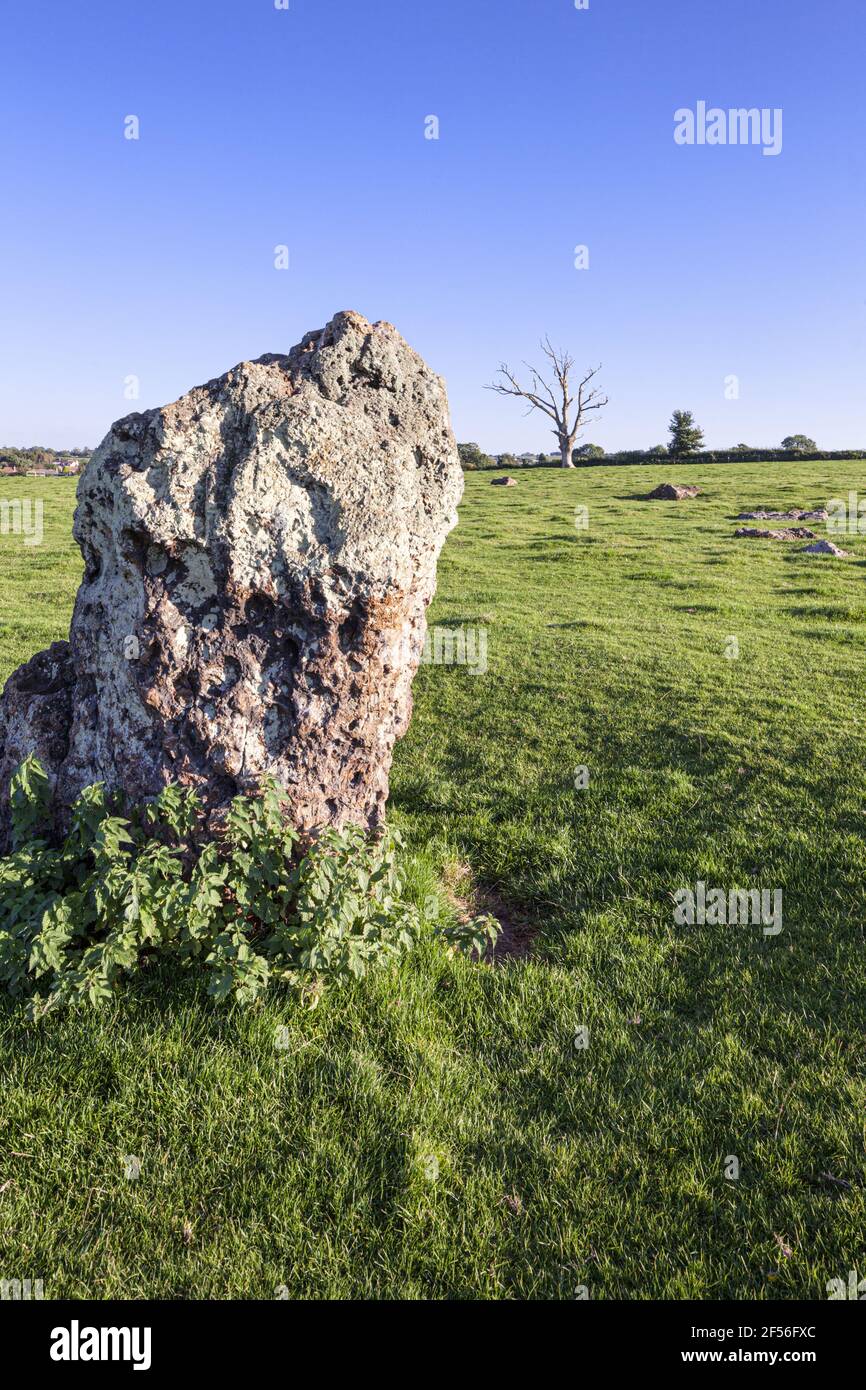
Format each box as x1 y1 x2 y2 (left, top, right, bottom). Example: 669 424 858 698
781 434 817 454
573 443 605 461
668 410 704 457
457 442 492 471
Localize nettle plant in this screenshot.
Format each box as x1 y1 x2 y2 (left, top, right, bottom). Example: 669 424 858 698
0 756 499 1019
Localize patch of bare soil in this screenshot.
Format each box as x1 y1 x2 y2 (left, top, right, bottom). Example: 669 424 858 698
442 861 538 962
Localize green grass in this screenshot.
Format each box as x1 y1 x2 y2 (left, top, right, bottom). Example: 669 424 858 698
1 461 865 1299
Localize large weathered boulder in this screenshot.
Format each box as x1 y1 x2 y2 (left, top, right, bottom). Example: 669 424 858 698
0 311 462 847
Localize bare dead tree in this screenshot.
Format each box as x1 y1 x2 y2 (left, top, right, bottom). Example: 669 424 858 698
486 339 608 468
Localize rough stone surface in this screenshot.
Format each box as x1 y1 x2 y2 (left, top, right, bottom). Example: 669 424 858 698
736 508 828 521
491 475 518 486
801 539 849 556
645 483 700 500
734 526 816 541
0 311 462 847
0 644 75 838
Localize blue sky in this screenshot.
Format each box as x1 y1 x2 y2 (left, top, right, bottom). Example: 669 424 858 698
1 0 863 453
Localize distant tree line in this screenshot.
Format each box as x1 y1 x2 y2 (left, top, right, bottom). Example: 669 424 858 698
475 336 851 471
460 445 862 472
574 447 862 468
0 445 92 472
459 413 853 471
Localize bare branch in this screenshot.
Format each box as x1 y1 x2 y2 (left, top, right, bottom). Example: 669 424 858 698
485 364 560 425
526 362 560 418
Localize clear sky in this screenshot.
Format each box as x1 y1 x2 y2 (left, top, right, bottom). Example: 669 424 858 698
1 0 863 454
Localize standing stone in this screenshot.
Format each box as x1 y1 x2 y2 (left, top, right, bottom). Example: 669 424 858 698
0 312 462 847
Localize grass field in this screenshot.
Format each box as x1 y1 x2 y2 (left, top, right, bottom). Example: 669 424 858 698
1 461 865 1299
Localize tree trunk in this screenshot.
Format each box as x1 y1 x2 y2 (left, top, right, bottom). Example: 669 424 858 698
559 437 574 468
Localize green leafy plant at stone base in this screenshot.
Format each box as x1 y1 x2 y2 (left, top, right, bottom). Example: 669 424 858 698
0 755 500 1019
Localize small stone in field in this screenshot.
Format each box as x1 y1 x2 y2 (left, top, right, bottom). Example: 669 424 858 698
801 539 849 556
491 475 518 486
736 508 828 521
735 526 816 540
645 482 700 500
